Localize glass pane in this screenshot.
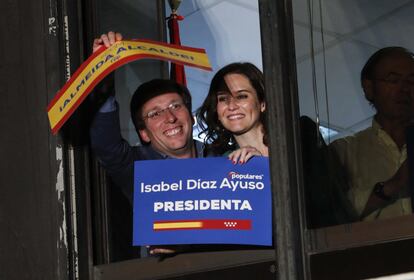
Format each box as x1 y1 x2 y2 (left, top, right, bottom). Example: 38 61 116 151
97 0 164 145
94 0 163 262
292 0 414 229
92 0 266 265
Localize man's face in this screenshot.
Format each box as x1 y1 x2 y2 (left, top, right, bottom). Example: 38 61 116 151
364 53 414 122
138 93 194 158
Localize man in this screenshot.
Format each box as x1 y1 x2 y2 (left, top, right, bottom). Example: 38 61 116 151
331 47 414 220
90 32 203 254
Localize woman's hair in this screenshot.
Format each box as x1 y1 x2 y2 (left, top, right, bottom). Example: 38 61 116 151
196 62 267 156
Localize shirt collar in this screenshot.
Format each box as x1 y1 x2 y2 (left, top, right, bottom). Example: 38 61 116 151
371 119 407 153
152 140 205 159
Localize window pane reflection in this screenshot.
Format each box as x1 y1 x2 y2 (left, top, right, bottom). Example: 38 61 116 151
292 0 414 228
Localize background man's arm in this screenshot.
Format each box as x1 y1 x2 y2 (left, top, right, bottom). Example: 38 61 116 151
361 160 409 218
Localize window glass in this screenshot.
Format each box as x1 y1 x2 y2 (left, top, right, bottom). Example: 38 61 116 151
94 0 163 262
97 0 164 145
292 0 414 228
92 0 265 263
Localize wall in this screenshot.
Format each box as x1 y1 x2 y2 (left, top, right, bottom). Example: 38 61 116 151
0 0 69 279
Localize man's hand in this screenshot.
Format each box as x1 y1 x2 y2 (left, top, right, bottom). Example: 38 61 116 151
89 31 121 109
147 245 193 256
386 160 409 197
92 31 123 53
148 246 176 255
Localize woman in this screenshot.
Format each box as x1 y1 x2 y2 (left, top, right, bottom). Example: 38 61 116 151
197 62 268 163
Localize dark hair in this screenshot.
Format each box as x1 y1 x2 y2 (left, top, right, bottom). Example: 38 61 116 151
130 79 192 132
360 46 414 86
196 62 267 156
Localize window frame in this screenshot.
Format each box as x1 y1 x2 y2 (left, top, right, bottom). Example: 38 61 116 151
64 0 414 279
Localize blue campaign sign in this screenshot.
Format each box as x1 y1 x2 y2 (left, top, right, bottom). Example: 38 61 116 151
133 157 272 246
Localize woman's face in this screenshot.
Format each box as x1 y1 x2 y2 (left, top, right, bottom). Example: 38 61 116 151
216 73 265 135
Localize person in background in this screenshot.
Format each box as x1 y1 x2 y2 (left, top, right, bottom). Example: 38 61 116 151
197 62 268 162
331 47 414 220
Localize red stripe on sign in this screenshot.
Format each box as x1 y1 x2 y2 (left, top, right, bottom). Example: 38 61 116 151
153 219 251 231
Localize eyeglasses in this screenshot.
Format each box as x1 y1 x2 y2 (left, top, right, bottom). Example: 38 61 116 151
143 102 185 120
375 76 414 88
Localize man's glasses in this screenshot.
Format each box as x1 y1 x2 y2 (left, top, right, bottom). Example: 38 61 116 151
375 75 414 88
143 102 185 120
